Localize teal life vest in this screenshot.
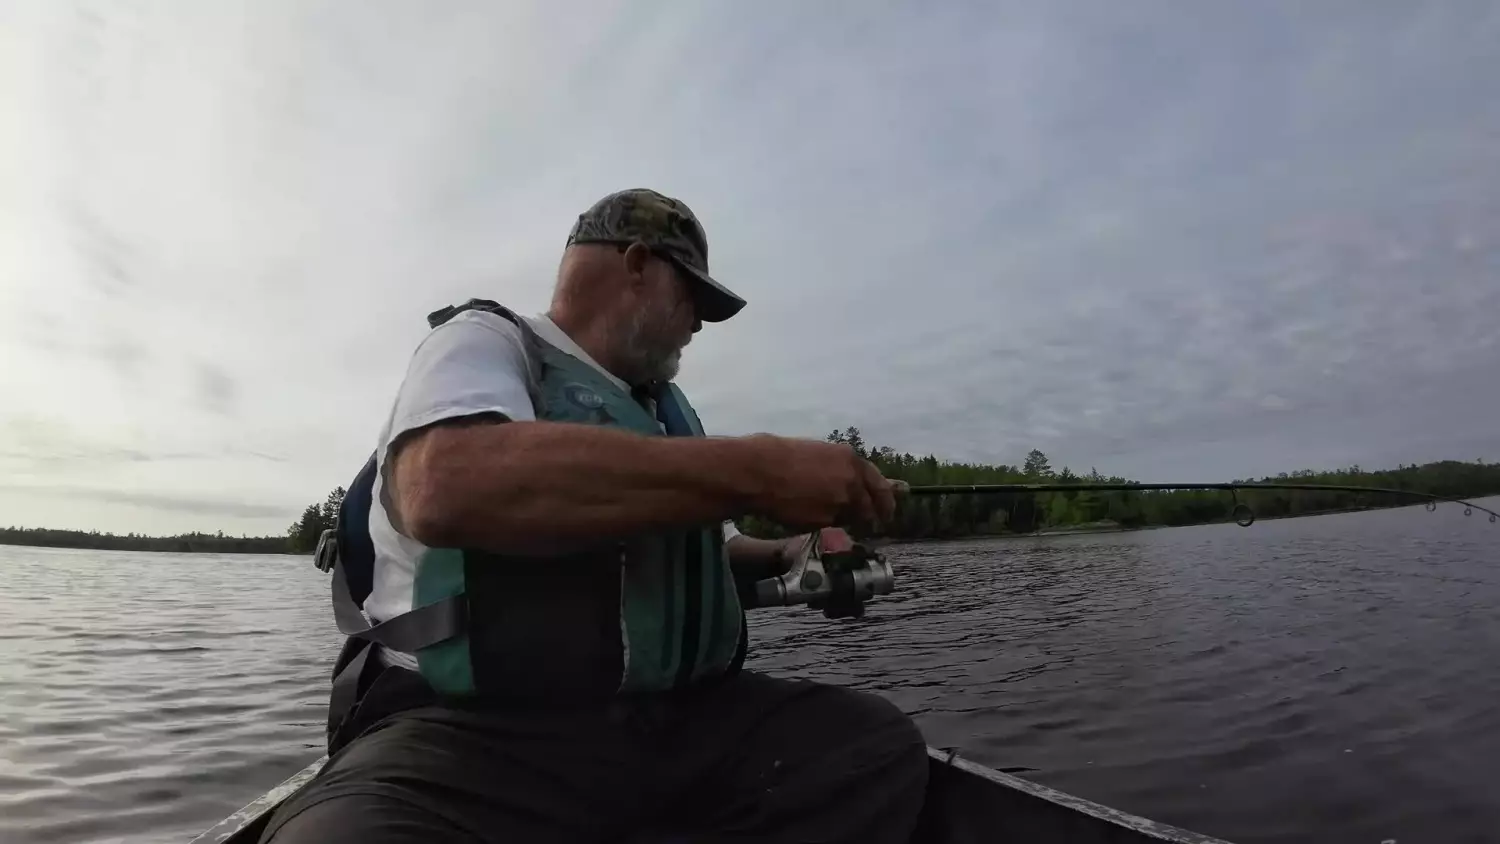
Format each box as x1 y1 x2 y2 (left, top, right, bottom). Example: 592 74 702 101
323 299 746 712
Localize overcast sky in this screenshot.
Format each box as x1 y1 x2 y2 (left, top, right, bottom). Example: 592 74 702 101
2 1 1497 536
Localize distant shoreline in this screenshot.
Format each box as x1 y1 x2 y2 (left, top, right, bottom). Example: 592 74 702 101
0 533 298 556
878 496 1499 547
7 494 1491 556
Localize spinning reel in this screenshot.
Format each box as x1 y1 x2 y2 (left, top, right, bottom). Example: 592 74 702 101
744 527 897 619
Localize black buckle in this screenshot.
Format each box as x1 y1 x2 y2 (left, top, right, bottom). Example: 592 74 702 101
314 528 339 572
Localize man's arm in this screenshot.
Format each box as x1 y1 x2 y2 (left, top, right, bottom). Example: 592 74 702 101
377 311 768 553
391 419 773 553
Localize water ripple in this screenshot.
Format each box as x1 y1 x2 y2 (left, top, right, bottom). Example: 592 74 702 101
2 501 1499 843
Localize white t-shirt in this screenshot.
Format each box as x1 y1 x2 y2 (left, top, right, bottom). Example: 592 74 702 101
363 309 740 669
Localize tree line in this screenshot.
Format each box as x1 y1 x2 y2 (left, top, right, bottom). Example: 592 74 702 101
3 430 1498 553
0 526 291 554
0 486 346 555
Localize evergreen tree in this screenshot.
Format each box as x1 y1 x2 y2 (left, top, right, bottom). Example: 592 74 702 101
1023 449 1053 479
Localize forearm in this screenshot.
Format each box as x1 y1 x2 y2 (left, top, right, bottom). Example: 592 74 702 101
393 419 768 553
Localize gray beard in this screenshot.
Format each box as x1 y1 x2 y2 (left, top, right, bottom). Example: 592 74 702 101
618 306 683 385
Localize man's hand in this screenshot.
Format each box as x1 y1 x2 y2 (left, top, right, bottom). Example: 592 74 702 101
774 527 854 571
729 527 857 582
774 534 807 573
745 437 897 533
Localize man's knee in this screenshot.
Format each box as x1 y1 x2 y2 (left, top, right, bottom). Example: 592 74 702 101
259 792 482 844
858 686 921 727
739 683 928 842
808 683 928 771
831 683 922 735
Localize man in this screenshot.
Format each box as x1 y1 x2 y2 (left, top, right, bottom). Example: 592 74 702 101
260 189 929 844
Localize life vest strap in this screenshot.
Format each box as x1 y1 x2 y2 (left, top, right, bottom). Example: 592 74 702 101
329 538 467 652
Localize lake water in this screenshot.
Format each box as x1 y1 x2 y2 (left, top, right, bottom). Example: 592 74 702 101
3 500 1499 844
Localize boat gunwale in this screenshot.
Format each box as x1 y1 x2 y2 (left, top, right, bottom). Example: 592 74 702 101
925 747 1234 844
188 757 326 844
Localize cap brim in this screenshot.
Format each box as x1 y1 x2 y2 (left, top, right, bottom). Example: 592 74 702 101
670 256 746 323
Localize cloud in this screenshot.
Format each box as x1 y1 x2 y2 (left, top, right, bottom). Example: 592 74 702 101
63 197 144 298
195 362 238 415
2 484 292 521
1 1 1497 534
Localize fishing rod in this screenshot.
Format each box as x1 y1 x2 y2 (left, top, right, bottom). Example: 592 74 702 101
891 481 1500 527
742 482 1497 620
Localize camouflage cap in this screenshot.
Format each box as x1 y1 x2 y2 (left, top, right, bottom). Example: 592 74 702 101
565 188 746 323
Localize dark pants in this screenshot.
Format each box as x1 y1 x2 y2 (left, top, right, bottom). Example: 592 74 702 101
258 668 929 844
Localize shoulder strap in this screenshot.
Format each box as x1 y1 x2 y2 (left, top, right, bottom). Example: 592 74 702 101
320 454 377 604
427 297 520 328
651 381 706 438
424 298 544 402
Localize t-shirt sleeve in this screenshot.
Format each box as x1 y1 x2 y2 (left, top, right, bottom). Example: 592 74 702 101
722 520 741 542
384 312 537 448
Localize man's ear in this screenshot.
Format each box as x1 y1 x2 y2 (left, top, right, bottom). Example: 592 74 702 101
621 241 652 282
